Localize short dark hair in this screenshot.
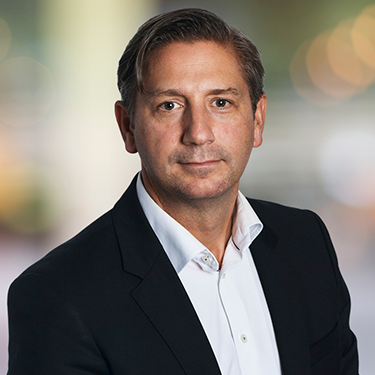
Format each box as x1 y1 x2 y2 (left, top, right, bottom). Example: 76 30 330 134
117 8 264 121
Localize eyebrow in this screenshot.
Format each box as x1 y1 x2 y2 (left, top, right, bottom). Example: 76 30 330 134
207 88 241 96
146 87 242 98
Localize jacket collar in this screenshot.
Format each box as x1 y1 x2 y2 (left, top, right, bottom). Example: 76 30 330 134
111 175 163 278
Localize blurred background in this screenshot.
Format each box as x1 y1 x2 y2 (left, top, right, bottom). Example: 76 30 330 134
1 0 374 372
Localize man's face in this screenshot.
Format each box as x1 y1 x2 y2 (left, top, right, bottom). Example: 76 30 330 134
116 41 266 206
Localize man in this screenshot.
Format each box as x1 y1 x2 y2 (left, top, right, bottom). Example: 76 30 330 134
8 8 358 375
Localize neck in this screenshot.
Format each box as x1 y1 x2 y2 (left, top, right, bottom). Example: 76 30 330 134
143 178 238 265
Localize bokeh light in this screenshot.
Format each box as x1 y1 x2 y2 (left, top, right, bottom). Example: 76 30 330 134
352 5 375 70
306 30 358 99
290 40 343 106
290 4 375 105
327 20 374 88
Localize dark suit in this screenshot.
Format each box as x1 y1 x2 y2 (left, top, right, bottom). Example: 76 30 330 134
7 176 358 374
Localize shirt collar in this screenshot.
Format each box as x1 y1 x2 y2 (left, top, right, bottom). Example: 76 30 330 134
232 190 263 252
136 173 263 273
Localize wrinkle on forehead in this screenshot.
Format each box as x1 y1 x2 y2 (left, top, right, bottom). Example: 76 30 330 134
143 41 242 77
140 41 249 100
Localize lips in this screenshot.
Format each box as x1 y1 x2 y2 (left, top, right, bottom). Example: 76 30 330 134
170 147 229 165
180 160 220 166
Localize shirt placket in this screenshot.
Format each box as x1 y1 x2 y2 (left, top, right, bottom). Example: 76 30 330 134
218 242 256 374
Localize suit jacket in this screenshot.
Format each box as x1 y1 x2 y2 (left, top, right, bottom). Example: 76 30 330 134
7 176 358 375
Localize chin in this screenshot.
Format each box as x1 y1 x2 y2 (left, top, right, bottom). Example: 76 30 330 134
173 178 235 201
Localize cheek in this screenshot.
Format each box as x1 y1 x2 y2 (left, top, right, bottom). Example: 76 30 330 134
219 118 253 151
134 123 176 164
236 115 255 148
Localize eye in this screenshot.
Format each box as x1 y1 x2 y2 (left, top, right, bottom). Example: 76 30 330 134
214 99 230 108
160 101 179 111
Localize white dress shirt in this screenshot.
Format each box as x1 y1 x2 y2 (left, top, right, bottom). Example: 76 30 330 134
136 174 281 375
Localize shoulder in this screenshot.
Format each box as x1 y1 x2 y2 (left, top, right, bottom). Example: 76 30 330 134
248 197 325 233
8 208 128 312
15 176 140 281
247 198 338 272
8 176 146 304
20 210 116 278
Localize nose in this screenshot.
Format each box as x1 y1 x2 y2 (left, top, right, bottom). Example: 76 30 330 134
182 104 215 146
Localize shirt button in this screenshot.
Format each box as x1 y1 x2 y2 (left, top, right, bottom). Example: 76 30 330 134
202 255 210 264
240 334 248 343
222 273 226 279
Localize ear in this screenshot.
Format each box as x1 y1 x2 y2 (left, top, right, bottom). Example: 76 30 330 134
253 93 267 148
114 101 138 154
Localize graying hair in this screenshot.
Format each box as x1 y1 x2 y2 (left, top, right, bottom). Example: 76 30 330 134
117 8 265 122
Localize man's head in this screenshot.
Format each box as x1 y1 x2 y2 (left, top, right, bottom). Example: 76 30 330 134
117 8 264 122
115 8 267 208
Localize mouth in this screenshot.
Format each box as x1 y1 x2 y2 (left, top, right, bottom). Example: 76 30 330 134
180 160 220 167
178 160 223 176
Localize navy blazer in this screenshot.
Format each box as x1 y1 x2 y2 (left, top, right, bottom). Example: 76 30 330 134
7 176 358 374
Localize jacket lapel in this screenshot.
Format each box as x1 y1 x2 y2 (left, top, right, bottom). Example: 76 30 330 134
250 222 311 375
111 179 312 374
131 252 221 374
111 177 221 375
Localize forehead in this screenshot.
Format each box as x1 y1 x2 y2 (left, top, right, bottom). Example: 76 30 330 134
142 41 246 91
